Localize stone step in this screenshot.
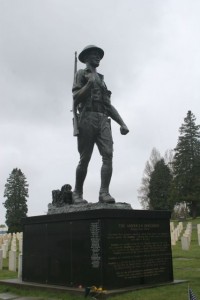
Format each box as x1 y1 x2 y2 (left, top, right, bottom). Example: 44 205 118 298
0 294 45 300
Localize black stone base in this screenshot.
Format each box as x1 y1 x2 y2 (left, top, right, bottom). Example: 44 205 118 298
22 209 173 289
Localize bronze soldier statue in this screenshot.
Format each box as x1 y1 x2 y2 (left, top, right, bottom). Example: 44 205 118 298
72 45 129 204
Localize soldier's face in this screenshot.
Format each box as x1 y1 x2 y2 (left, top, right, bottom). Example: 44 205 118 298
85 50 101 67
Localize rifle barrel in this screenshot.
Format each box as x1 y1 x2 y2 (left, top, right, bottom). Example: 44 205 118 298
72 51 79 136
74 51 77 81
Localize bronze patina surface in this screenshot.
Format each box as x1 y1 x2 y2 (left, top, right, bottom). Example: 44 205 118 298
72 45 129 204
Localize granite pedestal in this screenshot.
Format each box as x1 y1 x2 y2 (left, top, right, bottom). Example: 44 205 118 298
22 209 173 289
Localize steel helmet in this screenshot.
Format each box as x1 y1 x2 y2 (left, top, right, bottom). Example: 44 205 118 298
78 45 104 63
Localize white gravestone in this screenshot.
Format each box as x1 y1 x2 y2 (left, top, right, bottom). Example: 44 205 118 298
18 253 23 278
181 234 190 250
19 237 23 253
197 224 200 246
9 250 16 272
0 249 3 270
2 243 7 259
171 230 176 246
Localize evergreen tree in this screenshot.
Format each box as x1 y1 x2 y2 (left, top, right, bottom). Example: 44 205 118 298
3 168 28 232
148 159 172 210
138 148 161 209
171 110 200 218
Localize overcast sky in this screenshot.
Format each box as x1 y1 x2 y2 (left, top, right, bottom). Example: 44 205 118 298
1 0 200 224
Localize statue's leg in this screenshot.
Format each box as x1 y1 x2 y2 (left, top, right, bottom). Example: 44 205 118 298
73 151 93 203
73 114 95 204
96 116 115 203
100 156 113 194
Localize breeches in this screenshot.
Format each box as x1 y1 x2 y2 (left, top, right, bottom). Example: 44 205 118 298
77 112 113 167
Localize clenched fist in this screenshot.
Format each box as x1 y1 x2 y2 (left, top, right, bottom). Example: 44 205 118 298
120 125 129 135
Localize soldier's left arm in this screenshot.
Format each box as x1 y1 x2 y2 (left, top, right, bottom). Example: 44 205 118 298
107 105 129 135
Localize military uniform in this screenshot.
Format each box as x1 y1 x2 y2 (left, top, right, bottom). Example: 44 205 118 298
72 67 114 202
72 45 129 204
73 67 113 156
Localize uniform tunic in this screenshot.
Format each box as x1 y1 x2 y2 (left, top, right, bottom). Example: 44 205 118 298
72 68 113 162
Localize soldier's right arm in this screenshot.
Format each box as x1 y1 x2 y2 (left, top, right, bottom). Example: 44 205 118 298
72 69 94 106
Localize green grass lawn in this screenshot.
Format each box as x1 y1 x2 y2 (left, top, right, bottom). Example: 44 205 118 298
0 218 200 299
0 257 18 280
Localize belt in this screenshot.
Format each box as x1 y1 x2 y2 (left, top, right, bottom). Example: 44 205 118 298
85 111 108 116
85 108 106 114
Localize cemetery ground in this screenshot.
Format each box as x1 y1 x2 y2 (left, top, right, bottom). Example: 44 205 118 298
0 218 200 300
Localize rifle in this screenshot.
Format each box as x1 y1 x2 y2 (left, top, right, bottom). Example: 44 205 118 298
72 51 79 136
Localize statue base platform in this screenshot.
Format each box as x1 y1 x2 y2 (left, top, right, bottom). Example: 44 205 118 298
22 208 173 289
47 201 132 214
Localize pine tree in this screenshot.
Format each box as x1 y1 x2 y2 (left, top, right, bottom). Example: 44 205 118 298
172 111 200 218
148 159 172 210
3 168 28 232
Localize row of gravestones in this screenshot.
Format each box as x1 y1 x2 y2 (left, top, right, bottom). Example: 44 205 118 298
170 221 200 250
170 221 183 245
0 232 23 278
1 225 199 274
181 222 192 250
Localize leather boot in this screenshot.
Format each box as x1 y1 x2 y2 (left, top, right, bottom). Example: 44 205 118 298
99 192 115 204
72 191 88 204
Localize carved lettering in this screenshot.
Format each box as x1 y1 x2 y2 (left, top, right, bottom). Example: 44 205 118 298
106 221 171 280
90 221 101 269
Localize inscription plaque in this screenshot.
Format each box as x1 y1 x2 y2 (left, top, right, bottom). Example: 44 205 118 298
102 220 173 287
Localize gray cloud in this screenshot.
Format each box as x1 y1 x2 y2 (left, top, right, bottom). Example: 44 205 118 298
1 0 200 222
